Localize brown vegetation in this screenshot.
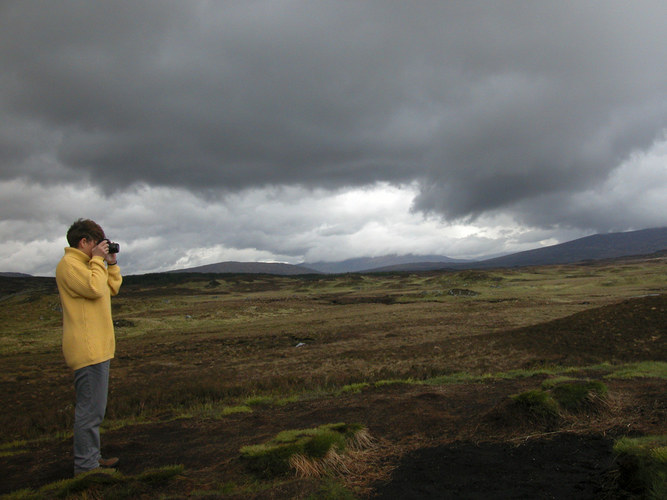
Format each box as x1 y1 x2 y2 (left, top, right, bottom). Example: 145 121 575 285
0 256 665 498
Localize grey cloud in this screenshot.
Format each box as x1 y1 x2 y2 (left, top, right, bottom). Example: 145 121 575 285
1 1 666 229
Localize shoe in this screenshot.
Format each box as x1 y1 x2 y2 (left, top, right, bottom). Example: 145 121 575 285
99 457 120 468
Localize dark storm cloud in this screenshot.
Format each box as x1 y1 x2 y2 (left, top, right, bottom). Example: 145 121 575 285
1 1 666 224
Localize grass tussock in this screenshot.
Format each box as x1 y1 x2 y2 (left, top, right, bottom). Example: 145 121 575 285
3 465 184 499
511 389 562 422
290 449 351 478
240 423 371 478
614 435 667 499
510 379 609 424
548 380 609 412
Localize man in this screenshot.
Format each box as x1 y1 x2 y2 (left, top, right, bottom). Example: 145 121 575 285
55 219 123 476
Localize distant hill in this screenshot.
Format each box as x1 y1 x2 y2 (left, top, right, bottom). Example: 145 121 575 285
365 227 667 272
169 261 320 275
0 275 56 299
0 272 32 278
302 254 470 274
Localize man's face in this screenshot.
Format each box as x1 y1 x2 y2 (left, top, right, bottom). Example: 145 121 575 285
78 237 99 258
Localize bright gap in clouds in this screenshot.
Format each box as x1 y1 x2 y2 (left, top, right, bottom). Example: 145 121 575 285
1 135 666 277
0 181 530 276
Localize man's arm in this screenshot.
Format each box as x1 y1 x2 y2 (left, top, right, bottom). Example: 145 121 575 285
107 264 122 296
60 257 110 299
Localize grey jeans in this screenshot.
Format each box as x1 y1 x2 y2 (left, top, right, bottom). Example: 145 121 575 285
73 360 110 473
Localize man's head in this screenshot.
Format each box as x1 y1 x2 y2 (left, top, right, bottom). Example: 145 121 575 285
66 219 105 249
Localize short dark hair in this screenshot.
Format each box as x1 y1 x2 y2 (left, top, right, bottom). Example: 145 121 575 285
66 219 105 247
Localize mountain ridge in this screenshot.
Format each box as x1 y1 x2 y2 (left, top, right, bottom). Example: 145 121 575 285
301 254 471 274
168 261 320 275
3 227 665 276
363 227 667 272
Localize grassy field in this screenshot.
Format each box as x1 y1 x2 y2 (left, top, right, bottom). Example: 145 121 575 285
0 255 665 498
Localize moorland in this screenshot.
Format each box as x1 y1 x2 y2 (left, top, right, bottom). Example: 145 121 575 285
0 254 665 499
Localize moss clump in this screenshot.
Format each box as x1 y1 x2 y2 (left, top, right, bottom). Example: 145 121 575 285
240 423 367 477
614 435 667 499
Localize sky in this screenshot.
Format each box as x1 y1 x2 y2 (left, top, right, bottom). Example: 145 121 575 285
1 1 666 276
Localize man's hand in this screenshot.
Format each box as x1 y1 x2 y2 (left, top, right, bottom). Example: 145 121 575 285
92 240 109 259
91 240 117 265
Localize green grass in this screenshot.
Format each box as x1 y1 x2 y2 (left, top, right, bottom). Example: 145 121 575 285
136 464 185 484
244 395 275 407
3 360 658 449
511 379 609 419
540 376 578 388
0 440 27 458
374 378 416 387
338 383 370 394
549 380 608 411
240 423 367 477
614 435 667 499
606 361 667 380
2 465 184 499
511 389 561 420
307 478 358 500
1 263 664 497
178 402 253 420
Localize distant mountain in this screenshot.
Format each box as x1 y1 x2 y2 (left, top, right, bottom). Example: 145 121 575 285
364 227 667 272
302 254 470 274
157 227 667 275
472 227 667 269
169 261 320 275
0 272 32 278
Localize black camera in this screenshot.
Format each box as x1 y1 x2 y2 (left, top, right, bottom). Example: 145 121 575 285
104 239 120 254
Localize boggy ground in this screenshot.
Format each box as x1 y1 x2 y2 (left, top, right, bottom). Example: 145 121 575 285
0 261 666 498
2 376 665 498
